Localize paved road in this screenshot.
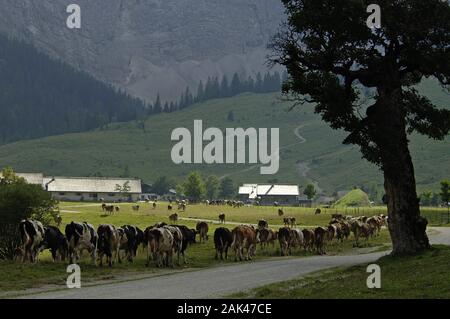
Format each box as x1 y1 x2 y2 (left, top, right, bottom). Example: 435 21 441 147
17 227 450 299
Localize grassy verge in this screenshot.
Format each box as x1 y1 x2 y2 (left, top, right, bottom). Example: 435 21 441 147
230 245 450 299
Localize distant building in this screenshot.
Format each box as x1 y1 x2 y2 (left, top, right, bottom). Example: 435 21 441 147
238 184 300 206
44 176 141 202
3 172 141 202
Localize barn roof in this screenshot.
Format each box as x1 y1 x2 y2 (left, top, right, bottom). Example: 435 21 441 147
0 172 44 185
239 184 299 198
256 184 299 196
43 177 142 194
16 173 44 185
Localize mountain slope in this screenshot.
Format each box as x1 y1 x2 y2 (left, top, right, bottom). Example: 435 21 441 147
0 80 448 194
0 0 284 103
0 33 146 143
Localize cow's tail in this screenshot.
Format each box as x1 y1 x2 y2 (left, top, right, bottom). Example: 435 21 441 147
230 231 237 250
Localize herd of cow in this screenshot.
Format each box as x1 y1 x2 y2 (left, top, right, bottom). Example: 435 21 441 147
214 213 388 260
16 212 387 268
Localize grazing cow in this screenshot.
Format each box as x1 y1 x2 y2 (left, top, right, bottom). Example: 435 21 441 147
278 208 284 216
97 224 122 267
278 227 292 256
163 225 183 265
302 228 315 251
257 219 269 229
214 227 233 260
172 225 196 264
231 225 259 261
65 221 98 264
132 205 140 212
145 227 174 268
196 221 209 243
218 213 226 224
314 227 327 255
315 208 321 215
19 219 45 263
42 226 68 262
169 213 178 223
104 205 114 215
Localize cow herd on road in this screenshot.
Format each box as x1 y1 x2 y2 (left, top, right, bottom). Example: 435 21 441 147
16 208 388 268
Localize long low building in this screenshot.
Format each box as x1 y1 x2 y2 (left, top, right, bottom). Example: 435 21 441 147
238 183 300 206
7 173 142 202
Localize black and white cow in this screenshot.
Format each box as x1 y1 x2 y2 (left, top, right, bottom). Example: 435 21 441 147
65 221 98 264
120 225 144 262
97 224 123 267
171 225 196 264
42 226 68 262
163 225 183 266
19 219 45 263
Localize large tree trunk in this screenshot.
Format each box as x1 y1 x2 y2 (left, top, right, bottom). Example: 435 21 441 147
373 89 430 255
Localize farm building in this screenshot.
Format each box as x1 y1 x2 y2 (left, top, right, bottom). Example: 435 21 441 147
44 176 142 202
3 172 141 202
238 184 300 206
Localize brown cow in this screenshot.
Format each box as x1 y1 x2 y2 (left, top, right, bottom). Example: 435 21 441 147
218 213 226 224
231 225 258 261
302 228 315 252
326 224 337 243
196 221 209 243
169 213 178 223
350 220 372 246
278 227 291 256
314 227 327 255
257 228 276 249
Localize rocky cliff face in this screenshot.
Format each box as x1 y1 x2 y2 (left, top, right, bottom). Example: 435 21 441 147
0 0 284 103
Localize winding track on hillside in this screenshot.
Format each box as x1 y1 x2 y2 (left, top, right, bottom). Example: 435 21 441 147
15 227 450 299
219 124 313 181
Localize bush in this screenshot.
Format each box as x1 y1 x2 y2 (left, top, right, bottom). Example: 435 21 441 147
0 168 59 260
0 223 21 260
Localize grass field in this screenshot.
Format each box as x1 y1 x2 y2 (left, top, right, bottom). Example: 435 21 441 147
0 79 448 194
230 245 450 299
0 201 396 294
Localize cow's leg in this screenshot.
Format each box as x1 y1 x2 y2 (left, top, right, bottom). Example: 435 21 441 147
215 248 219 260
51 249 57 262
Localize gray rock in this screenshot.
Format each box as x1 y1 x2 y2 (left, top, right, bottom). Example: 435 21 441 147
0 0 285 102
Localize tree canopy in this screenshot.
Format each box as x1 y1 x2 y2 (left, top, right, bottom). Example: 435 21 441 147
271 0 450 255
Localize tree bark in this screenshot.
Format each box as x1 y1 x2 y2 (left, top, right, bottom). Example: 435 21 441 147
372 89 430 255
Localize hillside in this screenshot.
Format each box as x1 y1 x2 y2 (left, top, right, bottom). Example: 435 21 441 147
334 189 370 207
0 79 448 195
0 0 284 103
0 33 146 143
